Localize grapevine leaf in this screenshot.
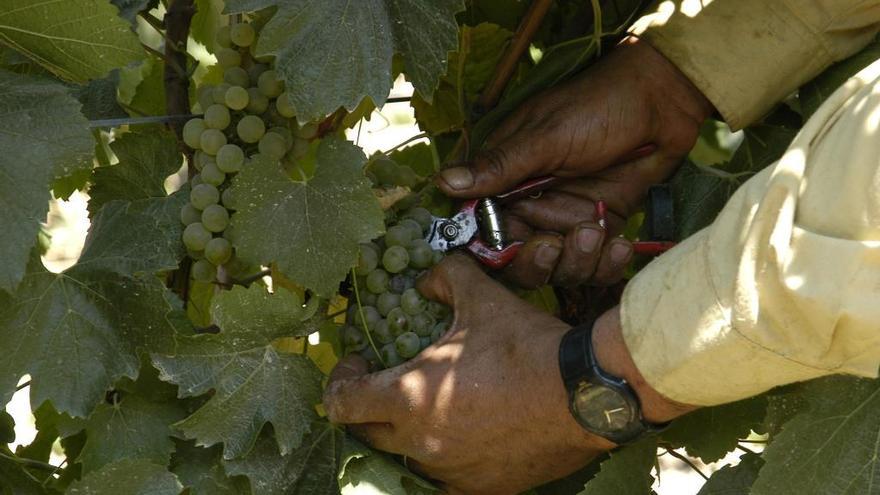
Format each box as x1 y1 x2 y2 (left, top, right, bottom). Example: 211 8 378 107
225 0 463 120
211 285 306 337
752 376 880 495
230 139 384 296
0 0 144 83
171 441 252 495
70 70 127 121
0 449 48 495
67 459 182 495
0 412 12 445
78 394 186 475
0 69 92 292
339 437 437 494
15 404 62 464
111 0 156 24
224 422 343 495
88 130 183 214
661 395 767 464
800 39 880 119
577 439 656 495
697 453 764 495
190 0 225 52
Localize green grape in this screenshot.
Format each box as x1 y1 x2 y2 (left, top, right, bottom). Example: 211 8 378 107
365 269 389 294
191 174 203 187
215 25 232 48
410 312 435 337
200 162 226 187
360 291 377 306
426 300 449 320
215 47 241 68
221 187 236 210
258 70 284 98
376 292 400 316
297 121 318 139
404 207 434 231
224 86 249 111
223 66 250 87
401 288 427 315
386 307 409 336
212 83 232 104
197 86 215 112
222 223 236 243
355 245 379 275
193 151 211 171
230 23 256 47
192 259 216 282
408 239 434 269
275 92 296 118
360 345 379 365
237 115 265 143
183 223 212 251
382 245 409 273
258 132 288 160
395 332 420 359
399 218 423 239
248 63 269 85
380 343 403 368
216 144 245 173
266 126 293 147
389 273 415 294
200 129 226 155
201 204 230 232
204 237 233 265
373 319 394 344
190 183 220 209
186 248 204 260
342 325 366 350
354 306 381 331
420 336 432 349
432 249 444 265
384 225 412 247
204 104 231 130
246 88 269 113
182 118 206 149
371 159 400 186
180 203 202 226
396 167 419 188
430 321 448 343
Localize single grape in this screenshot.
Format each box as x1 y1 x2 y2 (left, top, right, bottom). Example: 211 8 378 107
404 207 434 231
365 269 390 294
247 63 269 86
204 104 231 130
200 129 227 155
276 92 296 118
360 345 379 365
193 151 211 171
430 321 448 343
401 288 427 315
386 307 409 336
246 88 269 113
410 312 435 337
419 336 432 350
192 259 216 282
216 144 245 173
360 291 377 306
197 86 215 112
368 159 398 185
380 343 403 368
341 325 366 350
396 167 419 188
376 292 401 316
200 162 226 187
355 246 379 275
212 83 232 105
215 25 232 48
183 223 212 251
224 86 249 111
223 66 250 87
204 237 233 265
258 132 288 160
395 332 421 359
237 115 266 143
267 126 293 147
384 225 412 247
215 47 241 68
180 203 202 225
190 183 220 209
182 118 206 149
221 187 236 210
230 23 255 47
373 319 394 344
258 70 284 98
408 239 434 269
354 306 381 331
382 245 409 273
201 204 230 232
297 121 318 139
389 273 415 294
399 218 423 239
191 174 203 187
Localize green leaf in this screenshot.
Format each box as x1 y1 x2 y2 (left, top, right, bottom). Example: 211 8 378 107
388 143 437 178
225 0 463 120
70 70 127 121
661 395 767 464
339 437 437 494
577 439 656 495
697 453 764 495
224 422 342 495
752 376 880 495
171 440 252 495
0 69 93 292
0 449 48 495
0 0 144 83
190 0 225 52
88 130 183 214
0 412 12 445
230 139 384 296
78 394 186 475
212 285 305 337
67 459 182 495
800 39 880 119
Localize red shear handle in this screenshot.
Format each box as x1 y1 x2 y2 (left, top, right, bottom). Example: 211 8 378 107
466 239 523 270
595 200 677 256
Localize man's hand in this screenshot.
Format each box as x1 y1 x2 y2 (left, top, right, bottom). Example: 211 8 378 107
437 38 713 288
323 255 694 494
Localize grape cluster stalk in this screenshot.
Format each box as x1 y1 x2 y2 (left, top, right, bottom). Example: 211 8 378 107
179 19 320 282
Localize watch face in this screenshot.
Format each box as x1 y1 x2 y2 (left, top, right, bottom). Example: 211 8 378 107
572 381 637 435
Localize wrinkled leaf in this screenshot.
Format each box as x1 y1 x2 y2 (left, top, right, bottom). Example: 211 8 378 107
578 439 656 495
698 453 764 495
212 285 305 338
68 459 182 495
171 440 252 495
339 437 436 494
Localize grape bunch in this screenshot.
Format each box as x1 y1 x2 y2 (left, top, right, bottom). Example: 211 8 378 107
179 19 318 282
342 206 452 368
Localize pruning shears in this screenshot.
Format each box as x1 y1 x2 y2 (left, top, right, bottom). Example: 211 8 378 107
425 175 677 269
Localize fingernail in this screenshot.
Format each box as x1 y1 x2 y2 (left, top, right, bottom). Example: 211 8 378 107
576 227 602 254
439 167 474 190
610 243 632 264
535 244 561 270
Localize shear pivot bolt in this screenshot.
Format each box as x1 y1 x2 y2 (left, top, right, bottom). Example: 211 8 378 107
441 222 459 240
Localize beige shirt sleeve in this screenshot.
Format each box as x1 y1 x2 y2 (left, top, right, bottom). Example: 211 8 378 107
620 58 880 407
630 0 880 130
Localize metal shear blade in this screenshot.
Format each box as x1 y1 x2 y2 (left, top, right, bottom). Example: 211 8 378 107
425 208 479 252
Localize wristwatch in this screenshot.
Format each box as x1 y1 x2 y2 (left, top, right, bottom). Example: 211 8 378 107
558 322 668 445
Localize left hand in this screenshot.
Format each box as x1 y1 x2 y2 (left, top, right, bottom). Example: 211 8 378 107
322 254 613 494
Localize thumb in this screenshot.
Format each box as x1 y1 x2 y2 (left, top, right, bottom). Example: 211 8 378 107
416 253 489 307
323 355 401 424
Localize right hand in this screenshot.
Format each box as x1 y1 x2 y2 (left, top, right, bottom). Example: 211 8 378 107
437 37 714 288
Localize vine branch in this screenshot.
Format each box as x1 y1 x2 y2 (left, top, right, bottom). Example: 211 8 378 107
664 449 709 481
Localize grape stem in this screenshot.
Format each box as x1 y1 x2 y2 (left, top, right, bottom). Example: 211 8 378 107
351 269 387 368
663 448 709 481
